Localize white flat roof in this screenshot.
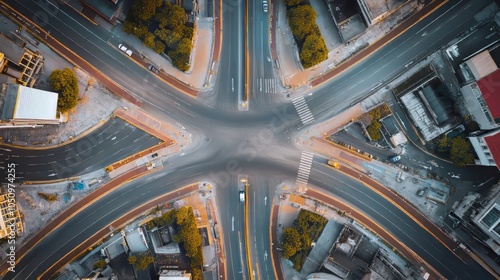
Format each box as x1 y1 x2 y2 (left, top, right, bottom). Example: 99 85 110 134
13 85 58 120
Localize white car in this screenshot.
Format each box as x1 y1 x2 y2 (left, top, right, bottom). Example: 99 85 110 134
118 44 132 56
239 191 245 203
263 1 268 13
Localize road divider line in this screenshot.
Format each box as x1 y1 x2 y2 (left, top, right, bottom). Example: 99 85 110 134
0 165 156 274
305 188 446 280
37 183 199 280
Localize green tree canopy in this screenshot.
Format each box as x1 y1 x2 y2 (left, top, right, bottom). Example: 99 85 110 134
128 255 137 264
49 68 79 112
143 32 156 48
130 0 162 21
437 135 452 153
156 3 187 29
281 228 302 258
288 5 317 42
93 259 107 270
284 0 306 8
450 137 474 167
154 40 166 54
367 121 382 141
134 252 153 270
300 33 328 68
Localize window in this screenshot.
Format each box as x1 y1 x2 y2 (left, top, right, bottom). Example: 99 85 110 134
485 152 491 157
482 145 489 150
482 207 500 228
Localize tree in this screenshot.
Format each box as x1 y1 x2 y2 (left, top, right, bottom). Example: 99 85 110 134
165 3 187 30
288 5 317 43
130 0 162 21
133 26 149 39
450 137 474 167
123 20 136 34
299 33 328 68
163 29 184 48
284 0 305 8
134 252 153 270
128 255 137 264
437 135 451 153
367 121 382 141
143 32 156 48
154 40 166 54
49 68 79 112
281 228 301 258
93 259 107 270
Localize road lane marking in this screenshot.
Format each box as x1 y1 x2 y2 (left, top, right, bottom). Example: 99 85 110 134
292 97 315 125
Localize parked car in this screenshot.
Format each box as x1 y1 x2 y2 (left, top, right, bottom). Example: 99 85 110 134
148 65 159 74
389 155 401 163
118 44 132 56
263 1 268 13
416 188 428 197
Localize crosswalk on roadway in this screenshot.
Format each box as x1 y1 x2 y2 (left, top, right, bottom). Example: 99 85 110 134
256 78 278 93
296 151 314 186
292 96 315 125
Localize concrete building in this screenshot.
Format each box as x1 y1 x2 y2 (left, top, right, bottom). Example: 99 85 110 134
1 84 60 126
468 128 500 168
459 50 498 83
400 81 457 142
472 189 500 255
460 68 500 131
158 269 191 280
357 0 411 25
450 185 500 256
0 191 23 239
80 0 125 25
0 33 43 87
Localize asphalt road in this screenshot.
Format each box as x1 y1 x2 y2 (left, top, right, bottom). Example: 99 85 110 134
1 0 499 279
0 118 160 181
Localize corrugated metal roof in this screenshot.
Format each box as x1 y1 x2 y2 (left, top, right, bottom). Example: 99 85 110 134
466 50 498 80
12 85 58 120
478 69 500 122
485 130 500 169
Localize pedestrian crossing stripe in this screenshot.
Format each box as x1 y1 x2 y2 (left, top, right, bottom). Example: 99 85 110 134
292 97 315 125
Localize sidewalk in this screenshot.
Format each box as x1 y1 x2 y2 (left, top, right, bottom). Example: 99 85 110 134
272 0 426 91
0 165 151 274
63 0 218 93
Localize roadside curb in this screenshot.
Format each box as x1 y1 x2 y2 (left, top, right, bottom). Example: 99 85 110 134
304 188 446 280
310 0 448 88
0 165 153 273
0 119 109 150
38 183 199 280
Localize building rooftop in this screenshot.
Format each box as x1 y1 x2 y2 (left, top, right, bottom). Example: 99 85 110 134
477 68 500 122
484 129 500 168
81 0 121 20
466 50 498 80
1 84 58 121
0 33 24 64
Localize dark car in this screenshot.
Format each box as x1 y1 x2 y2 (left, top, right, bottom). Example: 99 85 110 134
389 155 401 163
148 65 159 74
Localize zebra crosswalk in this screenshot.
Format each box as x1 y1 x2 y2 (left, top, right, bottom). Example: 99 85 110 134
256 78 278 93
296 151 314 187
292 96 315 125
